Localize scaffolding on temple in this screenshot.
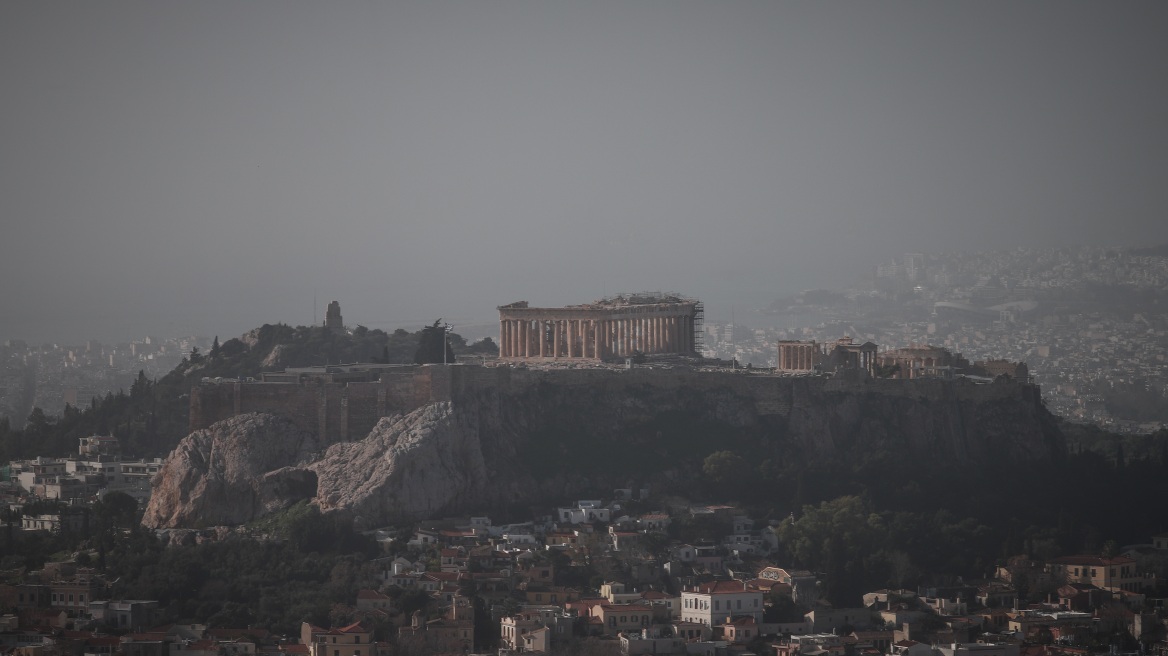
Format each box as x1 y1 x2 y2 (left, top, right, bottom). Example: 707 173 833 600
599 291 704 356
692 300 704 354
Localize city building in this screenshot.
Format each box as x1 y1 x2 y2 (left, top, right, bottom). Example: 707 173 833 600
680 580 763 627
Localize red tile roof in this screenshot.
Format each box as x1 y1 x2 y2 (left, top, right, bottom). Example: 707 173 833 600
1049 555 1136 566
693 580 750 595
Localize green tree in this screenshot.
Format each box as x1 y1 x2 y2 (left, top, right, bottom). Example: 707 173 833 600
96 491 141 530
1 507 22 548
465 337 499 355
702 450 747 484
414 320 455 364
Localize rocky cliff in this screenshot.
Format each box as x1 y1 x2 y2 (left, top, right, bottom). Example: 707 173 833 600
143 368 1066 529
142 413 324 528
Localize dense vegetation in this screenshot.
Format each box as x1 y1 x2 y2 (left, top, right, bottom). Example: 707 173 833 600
2 497 388 637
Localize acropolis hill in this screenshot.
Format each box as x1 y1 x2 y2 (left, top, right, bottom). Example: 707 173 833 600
141 294 1064 528
157 360 1064 529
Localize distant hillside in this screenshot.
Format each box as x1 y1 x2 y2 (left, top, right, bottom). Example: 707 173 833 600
1129 243 1168 257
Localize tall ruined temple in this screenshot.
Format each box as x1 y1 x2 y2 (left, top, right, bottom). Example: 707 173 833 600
498 293 703 361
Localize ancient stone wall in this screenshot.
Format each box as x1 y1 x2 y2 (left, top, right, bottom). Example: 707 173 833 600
191 364 1047 446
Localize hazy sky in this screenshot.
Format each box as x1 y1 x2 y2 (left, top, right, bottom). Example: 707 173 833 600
3 1 1166 344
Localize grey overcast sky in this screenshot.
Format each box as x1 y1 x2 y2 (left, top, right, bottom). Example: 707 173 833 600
3 1 1167 344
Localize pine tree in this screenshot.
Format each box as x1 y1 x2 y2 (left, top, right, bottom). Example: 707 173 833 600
414 320 455 364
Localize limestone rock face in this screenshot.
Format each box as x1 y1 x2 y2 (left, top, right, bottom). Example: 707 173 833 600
311 402 489 527
261 344 288 369
141 413 324 528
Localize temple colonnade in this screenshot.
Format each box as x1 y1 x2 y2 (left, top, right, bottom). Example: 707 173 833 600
498 301 699 360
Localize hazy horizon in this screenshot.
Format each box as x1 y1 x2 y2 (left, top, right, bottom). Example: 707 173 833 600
4 2 1167 345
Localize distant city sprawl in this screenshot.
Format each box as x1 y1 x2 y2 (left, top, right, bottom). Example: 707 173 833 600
700 245 1168 434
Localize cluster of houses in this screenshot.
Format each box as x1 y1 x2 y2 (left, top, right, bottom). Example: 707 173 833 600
336 500 1168 656
3 480 1167 656
2 436 163 519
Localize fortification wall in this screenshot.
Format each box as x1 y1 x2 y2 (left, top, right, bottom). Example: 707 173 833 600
191 364 1046 444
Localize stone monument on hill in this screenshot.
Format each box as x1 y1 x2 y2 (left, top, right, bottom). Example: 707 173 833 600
325 300 343 333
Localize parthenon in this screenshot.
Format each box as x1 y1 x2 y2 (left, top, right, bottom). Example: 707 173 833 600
498 293 702 361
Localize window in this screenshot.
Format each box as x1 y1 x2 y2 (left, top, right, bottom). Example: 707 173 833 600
354 637 360 644
737 600 741 609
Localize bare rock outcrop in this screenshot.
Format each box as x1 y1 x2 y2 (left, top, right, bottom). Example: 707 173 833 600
311 402 489 528
142 413 324 528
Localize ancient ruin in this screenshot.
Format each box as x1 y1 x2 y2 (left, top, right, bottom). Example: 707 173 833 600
497 293 702 361
777 336 879 374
